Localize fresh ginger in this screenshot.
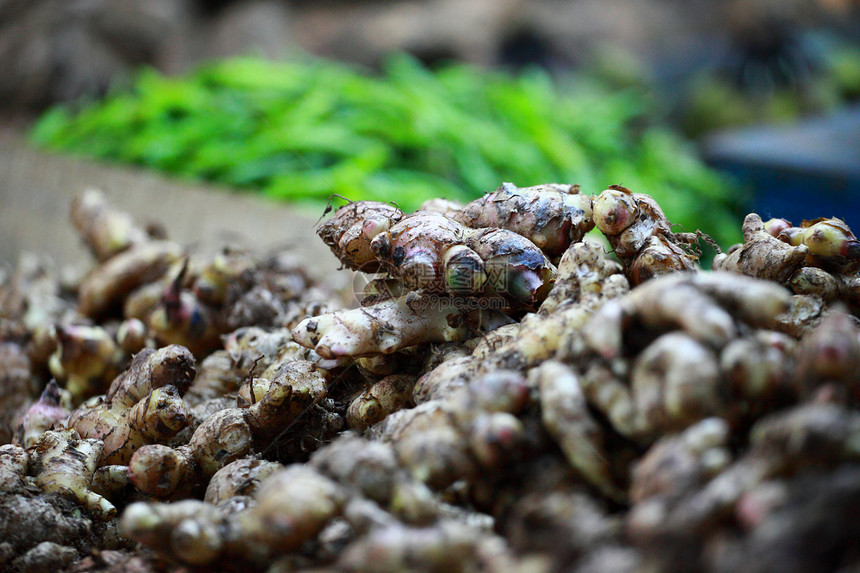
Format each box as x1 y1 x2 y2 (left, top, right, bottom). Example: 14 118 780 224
776 217 860 268
67 345 196 465
592 185 699 284
533 360 622 501
104 344 196 408
628 404 860 571
630 417 731 504
318 200 405 272
128 360 328 498
12 179 860 572
14 380 70 448
584 271 792 359
203 457 282 505
371 210 557 303
794 309 860 399
30 429 116 519
368 369 530 490
567 272 810 445
311 434 483 528
1 438 125 570
121 465 347 566
399 242 628 402
70 188 151 262
128 409 255 499
78 240 184 317
464 227 558 303
293 243 627 364
236 360 329 441
183 326 316 407
319 197 558 304
146 262 224 356
713 213 809 283
48 324 126 403
71 385 189 466
346 374 417 431
452 182 594 258
293 295 510 358
538 240 628 315
717 214 860 315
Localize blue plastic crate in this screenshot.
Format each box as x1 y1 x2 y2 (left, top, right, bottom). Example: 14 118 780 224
704 106 860 228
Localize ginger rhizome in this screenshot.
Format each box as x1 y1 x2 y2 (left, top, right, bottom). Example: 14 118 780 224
121 465 347 566
777 216 860 267
128 360 329 499
715 213 860 334
8 180 860 573
15 380 70 448
317 183 596 304
592 185 700 285
293 295 510 358
48 324 126 403
369 210 557 302
318 200 405 272
68 345 196 465
70 187 153 262
452 182 594 258
300 182 706 360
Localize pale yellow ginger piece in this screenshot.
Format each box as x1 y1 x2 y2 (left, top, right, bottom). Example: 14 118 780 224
585 271 792 359
121 465 346 566
713 213 808 283
30 429 116 519
129 360 327 498
68 345 195 465
346 374 417 431
204 458 283 505
48 324 125 403
532 360 622 501
71 188 150 262
78 240 183 317
293 296 497 358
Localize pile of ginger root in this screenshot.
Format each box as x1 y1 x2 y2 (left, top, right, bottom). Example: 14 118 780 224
2 181 860 573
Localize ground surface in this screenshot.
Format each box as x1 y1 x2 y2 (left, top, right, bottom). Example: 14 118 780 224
0 134 341 283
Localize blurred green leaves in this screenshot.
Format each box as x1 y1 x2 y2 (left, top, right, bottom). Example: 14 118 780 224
31 54 743 246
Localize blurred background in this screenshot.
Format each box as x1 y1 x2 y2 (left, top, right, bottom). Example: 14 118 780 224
1 0 859 253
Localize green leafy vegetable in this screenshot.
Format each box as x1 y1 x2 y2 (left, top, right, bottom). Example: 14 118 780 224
31 53 743 246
